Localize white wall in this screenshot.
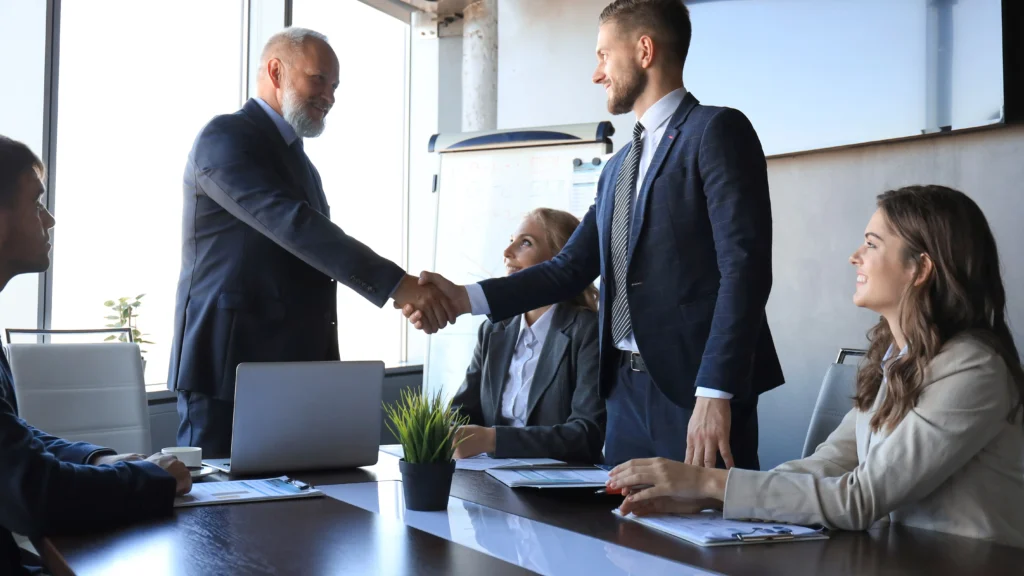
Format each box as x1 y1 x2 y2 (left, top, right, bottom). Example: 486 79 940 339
493 0 1024 468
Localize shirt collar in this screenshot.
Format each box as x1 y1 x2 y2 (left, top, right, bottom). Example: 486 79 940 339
637 87 687 134
255 97 300 146
881 343 909 377
517 305 557 347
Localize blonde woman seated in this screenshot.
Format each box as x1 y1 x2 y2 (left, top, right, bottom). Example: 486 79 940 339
608 185 1024 547
450 208 604 463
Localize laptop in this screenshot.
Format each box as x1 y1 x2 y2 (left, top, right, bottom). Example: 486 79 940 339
204 361 383 475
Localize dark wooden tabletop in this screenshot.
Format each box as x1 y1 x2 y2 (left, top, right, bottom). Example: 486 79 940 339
42 452 1024 575
41 493 535 576
442 466 1024 576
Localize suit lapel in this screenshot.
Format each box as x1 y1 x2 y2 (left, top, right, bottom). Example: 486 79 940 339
242 99 321 209
485 317 520 424
524 306 573 422
600 150 627 283
627 93 700 261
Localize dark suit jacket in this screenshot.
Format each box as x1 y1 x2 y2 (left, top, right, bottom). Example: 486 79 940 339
480 93 785 408
0 351 175 576
168 99 406 400
452 305 605 463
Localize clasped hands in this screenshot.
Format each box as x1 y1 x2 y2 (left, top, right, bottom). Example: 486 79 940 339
392 272 468 333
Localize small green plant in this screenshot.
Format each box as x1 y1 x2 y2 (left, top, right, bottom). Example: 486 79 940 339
103 294 154 355
384 388 470 464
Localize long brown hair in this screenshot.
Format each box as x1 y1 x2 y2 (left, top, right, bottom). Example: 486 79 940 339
526 208 599 312
854 185 1024 431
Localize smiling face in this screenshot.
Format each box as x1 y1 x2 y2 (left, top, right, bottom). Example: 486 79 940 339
503 215 555 276
592 21 647 115
850 208 919 318
279 38 339 138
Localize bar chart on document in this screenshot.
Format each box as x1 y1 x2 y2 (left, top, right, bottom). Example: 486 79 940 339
425 125 613 399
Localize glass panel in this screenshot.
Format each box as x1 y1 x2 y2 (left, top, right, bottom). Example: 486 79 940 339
0 0 46 339
51 0 243 383
292 0 410 366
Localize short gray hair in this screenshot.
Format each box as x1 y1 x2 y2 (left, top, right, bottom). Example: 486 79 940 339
259 27 329 67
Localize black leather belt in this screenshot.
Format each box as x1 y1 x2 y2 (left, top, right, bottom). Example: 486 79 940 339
621 350 647 372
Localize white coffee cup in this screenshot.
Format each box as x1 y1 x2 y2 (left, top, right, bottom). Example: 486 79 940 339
161 446 202 469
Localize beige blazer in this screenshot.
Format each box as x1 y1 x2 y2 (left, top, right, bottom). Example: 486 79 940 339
723 335 1024 548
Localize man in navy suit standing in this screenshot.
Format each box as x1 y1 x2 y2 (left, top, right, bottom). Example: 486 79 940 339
169 28 456 457
0 135 191 575
408 0 784 469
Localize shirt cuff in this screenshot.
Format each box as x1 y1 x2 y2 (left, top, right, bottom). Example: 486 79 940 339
387 276 405 300
465 283 490 316
84 448 116 465
695 387 734 400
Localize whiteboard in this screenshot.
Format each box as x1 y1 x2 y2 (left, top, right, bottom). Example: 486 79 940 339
426 142 612 398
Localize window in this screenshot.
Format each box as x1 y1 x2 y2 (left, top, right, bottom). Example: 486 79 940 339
0 0 47 341
292 1 410 366
50 1 243 383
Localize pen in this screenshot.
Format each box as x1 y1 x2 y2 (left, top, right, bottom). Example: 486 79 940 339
284 477 312 490
594 484 653 495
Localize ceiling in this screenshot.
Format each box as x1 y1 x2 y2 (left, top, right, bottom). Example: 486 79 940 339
395 0 476 16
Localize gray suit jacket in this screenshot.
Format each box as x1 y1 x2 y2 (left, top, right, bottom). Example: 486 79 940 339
452 304 605 463
724 335 1024 548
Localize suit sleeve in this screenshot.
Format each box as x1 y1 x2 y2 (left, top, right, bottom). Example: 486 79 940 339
451 320 489 426
193 123 405 308
28 427 114 465
493 314 606 462
694 108 774 397
723 343 1011 530
479 202 602 322
0 397 176 538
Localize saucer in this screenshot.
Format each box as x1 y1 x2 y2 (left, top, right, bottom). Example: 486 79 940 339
190 465 217 479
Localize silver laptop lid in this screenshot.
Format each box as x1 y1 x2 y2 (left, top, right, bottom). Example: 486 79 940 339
228 361 383 475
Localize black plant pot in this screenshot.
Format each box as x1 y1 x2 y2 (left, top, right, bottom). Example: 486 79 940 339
399 459 456 511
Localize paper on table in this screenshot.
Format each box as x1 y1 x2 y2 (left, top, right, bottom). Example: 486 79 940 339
487 467 609 488
174 477 323 508
613 509 827 547
379 445 562 471
456 455 564 471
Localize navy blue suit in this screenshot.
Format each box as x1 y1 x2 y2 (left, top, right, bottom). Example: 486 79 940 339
480 93 784 466
169 99 406 456
0 352 175 575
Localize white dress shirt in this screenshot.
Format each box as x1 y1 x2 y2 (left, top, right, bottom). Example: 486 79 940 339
500 305 557 427
467 87 728 400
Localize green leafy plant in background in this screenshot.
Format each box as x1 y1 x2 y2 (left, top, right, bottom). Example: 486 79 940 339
103 294 154 355
384 388 470 464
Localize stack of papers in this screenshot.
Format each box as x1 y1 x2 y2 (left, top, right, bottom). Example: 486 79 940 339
174 477 323 508
486 466 609 488
614 509 828 547
380 445 563 471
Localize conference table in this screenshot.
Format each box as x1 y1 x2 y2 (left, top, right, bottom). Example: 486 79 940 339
38 450 1024 575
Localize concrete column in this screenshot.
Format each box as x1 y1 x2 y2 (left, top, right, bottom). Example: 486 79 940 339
462 0 498 132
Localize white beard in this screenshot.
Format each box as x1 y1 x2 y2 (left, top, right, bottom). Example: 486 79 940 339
282 88 326 138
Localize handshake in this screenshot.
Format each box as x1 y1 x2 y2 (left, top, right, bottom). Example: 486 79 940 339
391 272 471 334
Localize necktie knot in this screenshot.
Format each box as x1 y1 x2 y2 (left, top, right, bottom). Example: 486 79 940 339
632 122 644 143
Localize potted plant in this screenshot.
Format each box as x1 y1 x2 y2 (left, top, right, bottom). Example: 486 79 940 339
384 388 470 511
103 294 154 372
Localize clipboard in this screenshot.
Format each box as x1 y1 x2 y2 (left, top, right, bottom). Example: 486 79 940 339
613 509 828 547
174 476 324 508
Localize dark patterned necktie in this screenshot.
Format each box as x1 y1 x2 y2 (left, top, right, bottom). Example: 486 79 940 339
610 122 644 343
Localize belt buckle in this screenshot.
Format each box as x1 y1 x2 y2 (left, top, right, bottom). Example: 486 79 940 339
629 352 644 372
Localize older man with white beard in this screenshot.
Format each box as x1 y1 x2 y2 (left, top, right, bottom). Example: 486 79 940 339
168 28 455 456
